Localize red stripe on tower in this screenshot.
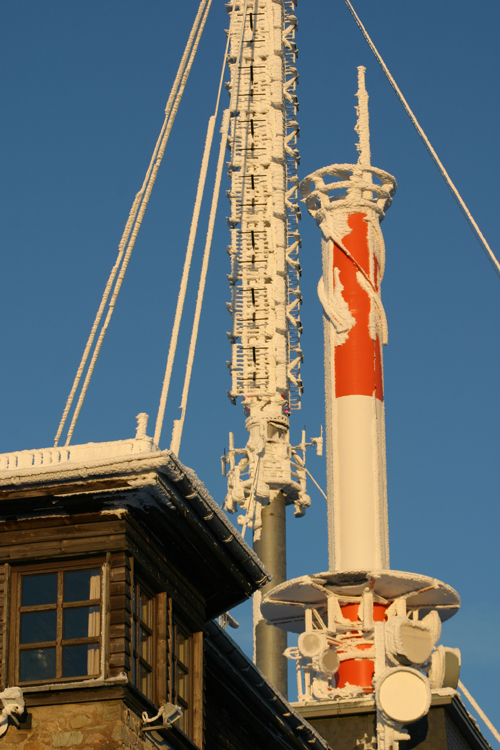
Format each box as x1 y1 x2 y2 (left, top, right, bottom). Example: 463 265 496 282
333 212 384 401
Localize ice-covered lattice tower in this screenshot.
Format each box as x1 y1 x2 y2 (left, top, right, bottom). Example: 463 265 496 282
221 1 321 695
261 69 462 750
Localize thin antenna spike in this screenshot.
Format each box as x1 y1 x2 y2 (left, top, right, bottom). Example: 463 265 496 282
355 65 371 170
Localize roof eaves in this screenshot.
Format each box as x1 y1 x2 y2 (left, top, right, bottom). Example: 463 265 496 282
446 695 494 750
0 447 271 591
205 621 331 750
156 453 271 589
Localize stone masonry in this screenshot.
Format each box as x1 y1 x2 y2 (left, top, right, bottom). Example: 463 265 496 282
1 700 173 750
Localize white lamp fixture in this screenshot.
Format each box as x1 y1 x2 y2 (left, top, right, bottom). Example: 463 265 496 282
316 648 340 676
298 631 328 659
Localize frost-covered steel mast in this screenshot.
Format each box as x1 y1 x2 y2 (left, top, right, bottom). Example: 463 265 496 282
222 0 312 694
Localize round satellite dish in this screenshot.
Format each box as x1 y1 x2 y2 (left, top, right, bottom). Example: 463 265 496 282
420 610 442 645
428 645 445 688
386 616 434 665
317 648 340 675
442 647 461 688
298 631 327 658
376 667 431 725
428 645 461 689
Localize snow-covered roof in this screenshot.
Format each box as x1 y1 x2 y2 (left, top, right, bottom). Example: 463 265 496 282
0 436 271 590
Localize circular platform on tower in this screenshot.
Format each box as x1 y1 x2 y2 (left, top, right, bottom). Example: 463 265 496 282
261 570 460 633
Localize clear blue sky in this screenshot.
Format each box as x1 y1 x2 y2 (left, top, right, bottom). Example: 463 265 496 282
1 1 499 742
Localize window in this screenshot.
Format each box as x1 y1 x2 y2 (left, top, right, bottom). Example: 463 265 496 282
10 557 202 744
131 580 154 700
168 617 203 745
172 619 192 735
15 565 101 684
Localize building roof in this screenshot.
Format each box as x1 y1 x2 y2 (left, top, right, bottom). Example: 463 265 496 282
205 621 331 750
0 439 271 615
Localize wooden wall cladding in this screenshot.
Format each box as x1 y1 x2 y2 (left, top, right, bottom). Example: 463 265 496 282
108 551 132 679
0 516 125 563
0 564 8 690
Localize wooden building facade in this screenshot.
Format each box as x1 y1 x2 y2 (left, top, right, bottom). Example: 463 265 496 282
0 441 329 750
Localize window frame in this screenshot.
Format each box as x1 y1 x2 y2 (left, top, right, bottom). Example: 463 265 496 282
130 576 156 701
171 616 193 736
10 558 104 687
167 607 203 746
7 555 203 746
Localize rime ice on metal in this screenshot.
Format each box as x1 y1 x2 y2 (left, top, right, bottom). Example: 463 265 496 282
225 0 302 410
221 0 324 695
222 1 318 538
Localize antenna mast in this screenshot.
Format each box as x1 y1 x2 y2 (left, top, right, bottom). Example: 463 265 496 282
222 0 318 694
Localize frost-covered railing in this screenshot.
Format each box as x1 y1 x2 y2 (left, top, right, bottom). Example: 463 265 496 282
0 440 157 473
0 413 158 473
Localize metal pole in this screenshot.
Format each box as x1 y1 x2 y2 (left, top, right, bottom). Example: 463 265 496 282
253 492 287 697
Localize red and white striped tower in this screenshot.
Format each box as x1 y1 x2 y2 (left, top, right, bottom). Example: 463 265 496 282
262 70 462 750
301 66 396 571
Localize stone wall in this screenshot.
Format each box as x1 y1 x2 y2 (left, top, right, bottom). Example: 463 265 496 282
306 706 477 750
1 700 173 749
306 711 377 750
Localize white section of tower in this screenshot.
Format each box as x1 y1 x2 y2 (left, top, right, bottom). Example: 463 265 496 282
222 0 311 537
333 397 388 570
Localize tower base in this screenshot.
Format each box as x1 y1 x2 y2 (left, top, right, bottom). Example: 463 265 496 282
295 690 492 750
